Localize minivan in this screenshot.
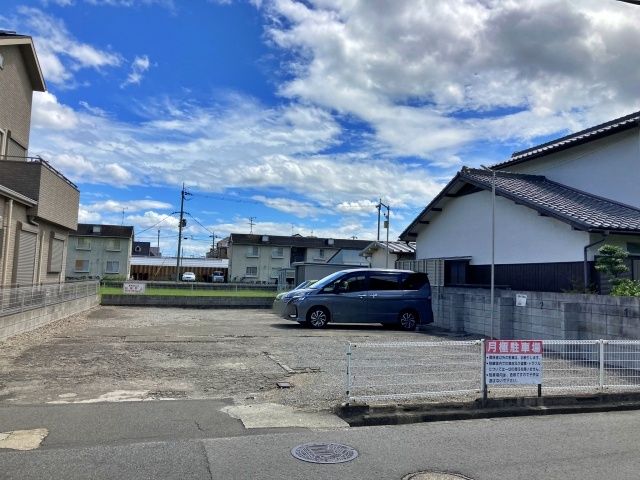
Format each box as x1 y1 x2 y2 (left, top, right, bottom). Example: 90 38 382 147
276 269 433 330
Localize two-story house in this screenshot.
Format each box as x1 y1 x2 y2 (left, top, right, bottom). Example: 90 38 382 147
400 111 640 292
66 224 134 280
0 31 80 287
227 234 371 284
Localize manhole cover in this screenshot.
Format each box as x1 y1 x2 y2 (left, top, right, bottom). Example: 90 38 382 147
403 472 474 480
291 442 358 464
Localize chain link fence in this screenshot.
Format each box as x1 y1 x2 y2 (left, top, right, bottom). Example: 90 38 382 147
346 339 640 404
0 281 99 317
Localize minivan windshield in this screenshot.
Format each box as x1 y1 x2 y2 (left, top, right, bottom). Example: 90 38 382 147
310 270 354 289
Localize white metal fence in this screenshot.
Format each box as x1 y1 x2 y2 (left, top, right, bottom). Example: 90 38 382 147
0 281 99 317
346 339 640 403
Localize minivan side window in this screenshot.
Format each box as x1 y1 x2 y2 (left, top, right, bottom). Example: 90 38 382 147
402 272 430 290
323 273 367 293
369 273 402 291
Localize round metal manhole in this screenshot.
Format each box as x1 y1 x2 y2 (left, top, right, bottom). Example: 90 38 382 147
291 442 358 464
403 472 474 480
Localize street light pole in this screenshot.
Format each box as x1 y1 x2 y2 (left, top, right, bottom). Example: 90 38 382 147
481 165 496 339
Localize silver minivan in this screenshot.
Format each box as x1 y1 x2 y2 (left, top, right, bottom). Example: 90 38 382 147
276 268 433 330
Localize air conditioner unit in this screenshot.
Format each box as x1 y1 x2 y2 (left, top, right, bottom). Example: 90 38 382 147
327 238 334 245
262 235 269 242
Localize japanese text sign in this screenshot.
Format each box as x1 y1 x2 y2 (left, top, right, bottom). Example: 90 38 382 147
485 340 542 385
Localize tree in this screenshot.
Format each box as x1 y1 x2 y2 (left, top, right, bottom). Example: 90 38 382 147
595 244 629 286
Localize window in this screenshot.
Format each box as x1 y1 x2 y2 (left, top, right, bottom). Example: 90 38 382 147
246 246 259 257
369 273 402 291
627 243 640 255
74 260 89 272
246 266 258 277
76 237 91 250
318 249 325 258
105 261 120 274
402 272 430 290
270 267 279 278
272 247 284 258
48 236 64 273
106 239 121 251
325 273 367 293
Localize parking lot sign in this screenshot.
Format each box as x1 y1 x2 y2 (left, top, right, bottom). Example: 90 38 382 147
485 340 542 385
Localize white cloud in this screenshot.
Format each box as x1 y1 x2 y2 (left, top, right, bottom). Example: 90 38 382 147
121 55 151 88
6 8 122 86
264 0 640 157
86 199 173 213
251 195 324 218
32 92 80 130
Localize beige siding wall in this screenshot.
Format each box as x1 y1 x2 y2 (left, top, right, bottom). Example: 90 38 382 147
0 161 79 230
66 237 132 279
0 197 66 286
0 45 33 149
229 244 291 283
0 197 28 286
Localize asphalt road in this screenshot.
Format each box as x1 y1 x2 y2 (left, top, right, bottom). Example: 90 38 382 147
2 408 640 479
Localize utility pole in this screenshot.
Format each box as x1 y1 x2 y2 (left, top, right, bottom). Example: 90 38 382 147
377 200 390 268
157 229 160 251
176 183 190 281
376 198 382 241
249 217 256 234
209 232 217 257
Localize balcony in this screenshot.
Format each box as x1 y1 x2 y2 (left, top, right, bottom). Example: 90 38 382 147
0 157 79 230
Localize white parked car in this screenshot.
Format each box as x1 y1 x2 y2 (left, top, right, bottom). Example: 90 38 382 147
181 272 196 282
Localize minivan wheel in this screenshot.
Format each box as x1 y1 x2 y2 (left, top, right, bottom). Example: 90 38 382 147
307 307 329 328
398 310 418 331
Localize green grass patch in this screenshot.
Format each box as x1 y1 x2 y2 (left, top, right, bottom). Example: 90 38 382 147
100 286 276 298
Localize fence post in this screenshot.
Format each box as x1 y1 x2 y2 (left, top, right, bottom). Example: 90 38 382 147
599 339 605 390
346 342 352 404
480 339 487 404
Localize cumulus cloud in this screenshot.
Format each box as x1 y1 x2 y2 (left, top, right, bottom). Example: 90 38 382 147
264 0 640 157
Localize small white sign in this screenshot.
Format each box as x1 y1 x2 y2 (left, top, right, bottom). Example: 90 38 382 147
485 340 542 385
123 282 146 294
515 294 527 307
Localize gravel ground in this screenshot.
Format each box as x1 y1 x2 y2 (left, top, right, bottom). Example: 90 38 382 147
2 307 625 411
0 307 469 410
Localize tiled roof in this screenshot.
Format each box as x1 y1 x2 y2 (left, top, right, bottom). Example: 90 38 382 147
461 168 640 232
73 224 134 238
400 168 640 240
230 233 372 249
361 241 416 255
492 110 640 169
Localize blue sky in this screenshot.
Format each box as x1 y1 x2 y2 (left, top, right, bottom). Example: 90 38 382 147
2 0 639 256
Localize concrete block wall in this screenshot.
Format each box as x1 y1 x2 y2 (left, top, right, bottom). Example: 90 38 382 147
431 287 640 340
0 293 99 341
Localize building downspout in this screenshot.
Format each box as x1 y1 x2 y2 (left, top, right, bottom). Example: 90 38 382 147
584 232 608 291
1 199 13 286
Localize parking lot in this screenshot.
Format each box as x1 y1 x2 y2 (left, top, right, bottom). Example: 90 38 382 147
0 307 457 410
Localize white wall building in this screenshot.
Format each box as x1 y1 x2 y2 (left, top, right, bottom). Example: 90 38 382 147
400 111 640 292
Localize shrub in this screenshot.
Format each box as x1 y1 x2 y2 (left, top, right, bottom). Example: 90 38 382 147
610 279 640 297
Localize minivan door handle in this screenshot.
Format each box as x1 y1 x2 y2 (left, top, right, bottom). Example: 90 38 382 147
358 294 367 299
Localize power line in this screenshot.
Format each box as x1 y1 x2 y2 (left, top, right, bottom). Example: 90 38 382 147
134 213 176 236
185 212 213 235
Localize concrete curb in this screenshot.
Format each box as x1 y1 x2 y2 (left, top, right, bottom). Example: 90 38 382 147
337 392 640 427
101 295 274 309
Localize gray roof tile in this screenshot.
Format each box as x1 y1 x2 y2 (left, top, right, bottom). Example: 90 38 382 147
492 110 640 169
461 168 640 232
